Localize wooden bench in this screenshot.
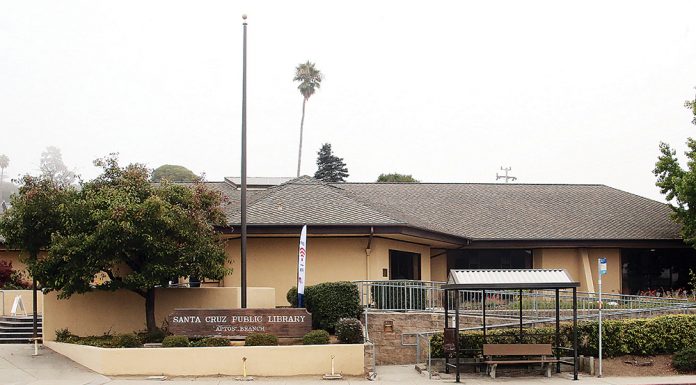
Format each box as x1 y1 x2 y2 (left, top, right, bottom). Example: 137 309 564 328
482 343 559 378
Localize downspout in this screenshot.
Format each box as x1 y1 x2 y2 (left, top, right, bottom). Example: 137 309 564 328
365 226 374 280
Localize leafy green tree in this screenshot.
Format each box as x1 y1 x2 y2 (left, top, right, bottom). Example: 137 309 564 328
0 175 75 337
314 143 348 182
294 61 323 177
28 156 229 332
151 164 198 182
40 146 76 186
376 173 420 183
654 91 696 246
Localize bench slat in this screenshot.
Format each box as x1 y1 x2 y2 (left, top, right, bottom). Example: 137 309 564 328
484 359 559 365
483 343 552 356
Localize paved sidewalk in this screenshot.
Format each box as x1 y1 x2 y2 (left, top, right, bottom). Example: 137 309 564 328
2 345 696 385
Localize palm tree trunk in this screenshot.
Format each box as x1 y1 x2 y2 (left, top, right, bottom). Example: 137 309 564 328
296 98 307 177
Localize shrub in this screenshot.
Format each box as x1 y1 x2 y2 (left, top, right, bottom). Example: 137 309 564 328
429 315 696 358
287 282 362 332
0 260 30 289
191 337 230 347
673 346 696 372
162 335 190 347
335 318 364 344
55 328 74 343
245 333 279 346
138 328 166 344
111 333 142 348
303 330 330 345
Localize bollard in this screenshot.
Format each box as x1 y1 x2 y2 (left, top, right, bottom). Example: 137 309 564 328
235 357 254 381
323 355 343 380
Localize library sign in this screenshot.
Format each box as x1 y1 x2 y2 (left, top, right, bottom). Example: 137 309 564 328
167 308 312 338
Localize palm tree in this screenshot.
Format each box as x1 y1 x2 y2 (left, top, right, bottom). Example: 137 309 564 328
293 61 323 177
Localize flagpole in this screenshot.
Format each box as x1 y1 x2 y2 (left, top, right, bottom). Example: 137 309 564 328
240 14 248 309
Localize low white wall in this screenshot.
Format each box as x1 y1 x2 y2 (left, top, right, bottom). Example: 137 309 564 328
45 341 364 376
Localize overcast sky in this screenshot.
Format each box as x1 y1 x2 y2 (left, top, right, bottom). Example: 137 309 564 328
1 0 695 202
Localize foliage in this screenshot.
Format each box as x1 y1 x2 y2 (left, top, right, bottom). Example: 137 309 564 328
55 328 75 342
294 61 323 100
190 337 230 347
430 315 696 358
0 260 30 289
245 333 279 346
673 346 696 372
293 61 323 177
686 91 696 126
314 143 349 183
654 93 696 246
376 173 420 183
287 282 362 332
137 328 166 343
0 154 8 171
335 318 364 344
162 335 190 347
151 165 199 182
0 175 75 271
690 269 696 293
370 281 426 310
40 146 77 186
27 155 229 331
303 330 330 345
111 333 142 348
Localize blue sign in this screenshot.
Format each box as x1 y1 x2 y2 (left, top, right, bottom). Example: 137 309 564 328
599 258 607 275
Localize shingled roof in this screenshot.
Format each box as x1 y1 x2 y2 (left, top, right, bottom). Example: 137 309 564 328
207 177 681 241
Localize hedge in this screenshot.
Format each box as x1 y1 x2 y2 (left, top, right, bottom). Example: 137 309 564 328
430 315 696 358
245 333 279 346
303 330 330 345
287 282 362 332
673 346 696 372
335 318 364 344
162 335 190 347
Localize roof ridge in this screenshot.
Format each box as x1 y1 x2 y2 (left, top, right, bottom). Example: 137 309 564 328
227 176 405 225
334 182 606 186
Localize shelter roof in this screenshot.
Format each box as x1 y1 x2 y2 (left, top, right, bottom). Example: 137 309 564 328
443 269 580 290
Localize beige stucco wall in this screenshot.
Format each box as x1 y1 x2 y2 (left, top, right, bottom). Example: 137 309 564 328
428 247 623 294
223 236 431 306
43 287 275 340
1 289 42 316
534 248 621 293
430 253 447 282
45 341 365 376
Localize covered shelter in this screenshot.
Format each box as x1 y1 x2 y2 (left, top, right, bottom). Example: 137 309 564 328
442 269 580 381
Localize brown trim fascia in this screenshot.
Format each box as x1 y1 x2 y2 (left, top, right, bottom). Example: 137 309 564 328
464 239 689 249
217 224 468 246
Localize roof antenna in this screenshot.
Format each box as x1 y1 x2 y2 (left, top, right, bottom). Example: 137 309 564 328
496 166 517 183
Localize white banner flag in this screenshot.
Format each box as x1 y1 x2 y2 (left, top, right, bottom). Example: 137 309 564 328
297 225 307 307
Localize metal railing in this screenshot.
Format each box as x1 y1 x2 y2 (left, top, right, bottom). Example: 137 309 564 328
354 280 695 318
352 279 696 379
353 280 445 311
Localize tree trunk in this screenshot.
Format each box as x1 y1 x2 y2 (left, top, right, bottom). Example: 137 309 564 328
145 288 156 332
296 98 307 177
32 278 37 339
